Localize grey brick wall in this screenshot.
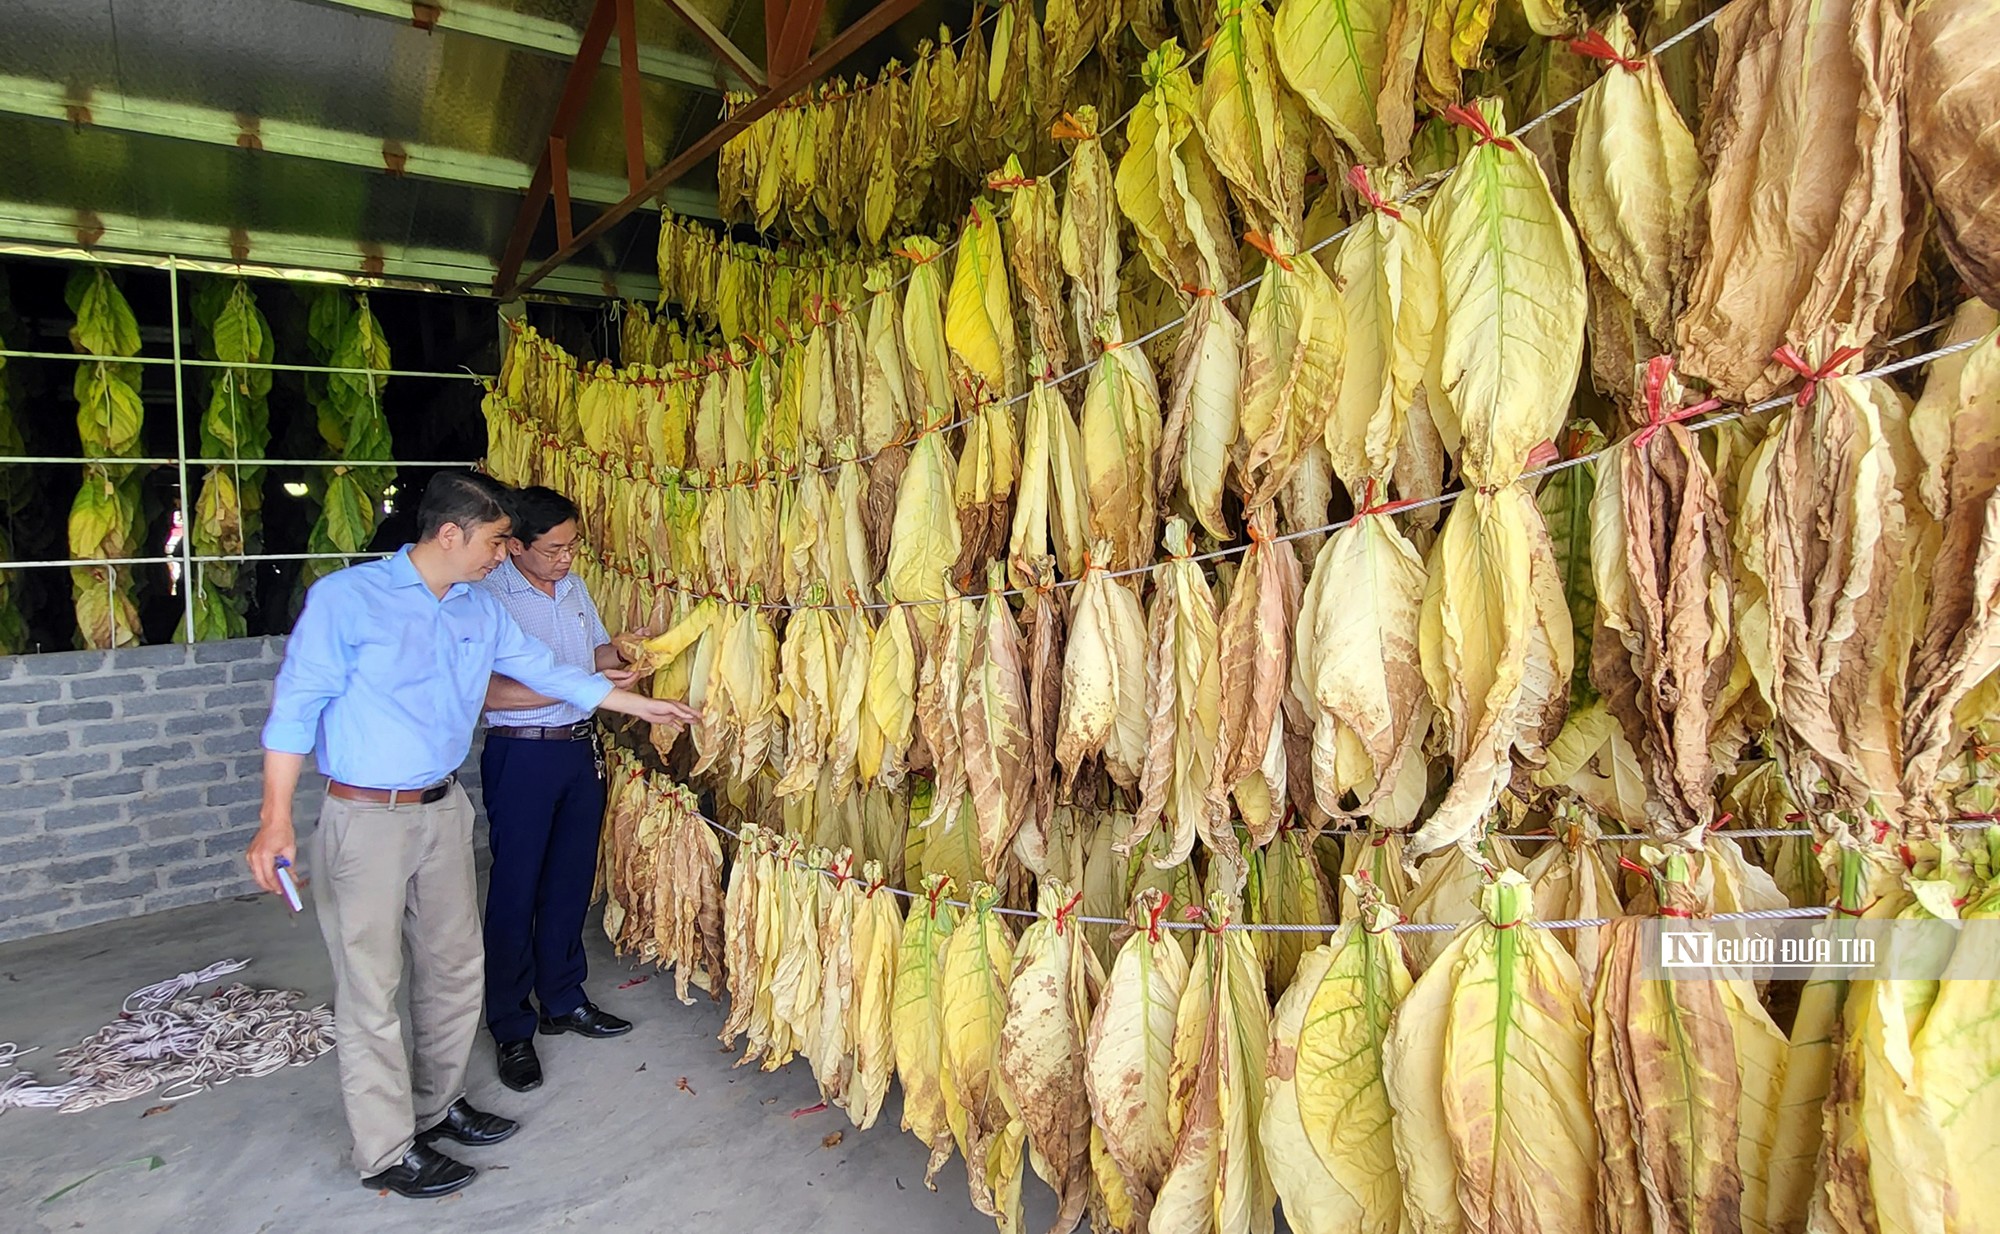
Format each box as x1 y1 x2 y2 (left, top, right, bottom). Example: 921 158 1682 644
0 638 486 943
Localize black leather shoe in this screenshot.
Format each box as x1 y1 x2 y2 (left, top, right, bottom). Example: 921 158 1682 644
496 1039 543 1092
418 1098 519 1148
538 1001 633 1039
361 1144 476 1198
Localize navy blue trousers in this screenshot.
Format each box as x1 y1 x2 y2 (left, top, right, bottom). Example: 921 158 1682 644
480 735 605 1043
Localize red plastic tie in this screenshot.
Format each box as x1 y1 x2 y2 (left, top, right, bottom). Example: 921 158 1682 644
1635 356 1724 449
1346 166 1402 219
1771 344 1865 407
1442 104 1517 151
1144 895 1169 943
1567 29 1646 72
1357 476 1424 517
1054 889 1084 935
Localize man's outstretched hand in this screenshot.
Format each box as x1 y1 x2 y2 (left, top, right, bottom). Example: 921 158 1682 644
600 688 699 727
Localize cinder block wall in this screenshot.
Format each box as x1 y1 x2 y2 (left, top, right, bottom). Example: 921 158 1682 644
0 638 484 943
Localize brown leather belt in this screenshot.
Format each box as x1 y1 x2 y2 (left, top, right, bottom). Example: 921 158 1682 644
326 775 456 806
487 722 596 742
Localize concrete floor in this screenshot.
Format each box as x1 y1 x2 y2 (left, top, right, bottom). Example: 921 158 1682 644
0 891 1044 1234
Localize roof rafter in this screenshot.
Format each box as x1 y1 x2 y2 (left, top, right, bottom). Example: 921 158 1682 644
656 0 766 89
499 0 929 297
304 0 738 92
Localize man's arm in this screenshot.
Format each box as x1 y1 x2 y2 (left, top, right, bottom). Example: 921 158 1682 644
486 674 560 710
247 751 306 894
249 585 350 893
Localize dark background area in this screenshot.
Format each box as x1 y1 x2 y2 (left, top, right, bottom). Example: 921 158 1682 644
0 256 617 652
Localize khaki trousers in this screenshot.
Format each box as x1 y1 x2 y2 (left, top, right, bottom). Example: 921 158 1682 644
309 782 484 1176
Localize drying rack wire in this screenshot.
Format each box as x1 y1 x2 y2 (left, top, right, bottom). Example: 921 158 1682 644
580 315 1978 616
660 784 1996 935
545 7 1720 505
615 37 1214 433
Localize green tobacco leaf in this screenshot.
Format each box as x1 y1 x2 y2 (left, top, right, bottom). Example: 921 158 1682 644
212 283 265 367
66 269 141 358
1536 419 1603 704
41 1156 166 1205
75 370 146 458
321 472 377 553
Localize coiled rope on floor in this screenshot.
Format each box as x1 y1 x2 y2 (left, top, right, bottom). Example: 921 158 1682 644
0 958 334 1114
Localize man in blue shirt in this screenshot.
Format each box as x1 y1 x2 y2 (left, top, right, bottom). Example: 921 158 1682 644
245 471 694 1200
474 486 632 1093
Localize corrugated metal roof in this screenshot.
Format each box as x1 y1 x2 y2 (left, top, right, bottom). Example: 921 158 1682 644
0 0 962 297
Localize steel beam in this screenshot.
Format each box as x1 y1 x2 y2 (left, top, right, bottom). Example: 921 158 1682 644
771 0 829 80
656 0 766 90
494 0 620 298
0 201 661 301
617 0 649 191
304 0 735 92
0 74 718 219
502 0 928 298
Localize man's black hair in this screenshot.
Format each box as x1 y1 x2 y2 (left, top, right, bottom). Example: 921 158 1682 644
416 470 514 542
508 485 581 548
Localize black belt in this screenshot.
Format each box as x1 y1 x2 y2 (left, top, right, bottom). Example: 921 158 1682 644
327 775 456 806
488 722 596 742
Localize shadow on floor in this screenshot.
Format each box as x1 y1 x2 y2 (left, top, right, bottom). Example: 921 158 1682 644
0 889 1032 1234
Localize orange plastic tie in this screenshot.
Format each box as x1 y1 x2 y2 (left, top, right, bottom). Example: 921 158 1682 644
1243 231 1295 272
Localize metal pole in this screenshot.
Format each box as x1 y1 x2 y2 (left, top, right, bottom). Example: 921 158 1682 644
168 258 197 641
0 455 481 468
0 550 400 570
0 348 495 382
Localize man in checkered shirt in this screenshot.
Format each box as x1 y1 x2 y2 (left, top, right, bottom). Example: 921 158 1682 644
477 485 636 1093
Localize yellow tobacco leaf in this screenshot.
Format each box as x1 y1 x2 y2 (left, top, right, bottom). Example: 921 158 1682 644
1567 14 1701 342
1411 488 1537 863
1295 514 1430 820
1085 889 1188 1229
1273 0 1395 163
1264 879 1412 1234
1201 0 1309 239
941 883 1021 1222
1430 97 1587 489
945 198 1020 399
894 874 960 1187
1080 339 1163 575
1162 293 1245 542
998 879 1099 1233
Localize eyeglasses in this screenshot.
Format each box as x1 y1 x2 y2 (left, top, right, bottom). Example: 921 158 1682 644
528 539 581 561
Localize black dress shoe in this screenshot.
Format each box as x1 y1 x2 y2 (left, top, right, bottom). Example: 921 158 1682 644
538 1001 633 1039
496 1039 543 1092
361 1144 476 1199
418 1098 519 1148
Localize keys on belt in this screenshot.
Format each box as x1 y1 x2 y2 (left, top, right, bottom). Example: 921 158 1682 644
487 723 596 741
326 774 456 807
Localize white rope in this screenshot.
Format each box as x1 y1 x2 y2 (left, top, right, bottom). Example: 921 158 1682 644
675 794 1930 936
580 8 1718 511
0 960 334 1115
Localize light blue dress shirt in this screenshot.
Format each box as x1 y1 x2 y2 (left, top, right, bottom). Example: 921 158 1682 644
477 556 610 729
262 546 614 790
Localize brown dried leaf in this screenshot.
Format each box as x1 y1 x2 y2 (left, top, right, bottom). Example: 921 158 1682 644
1906 0 2000 308
1677 0 1909 401
1590 414 1734 840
